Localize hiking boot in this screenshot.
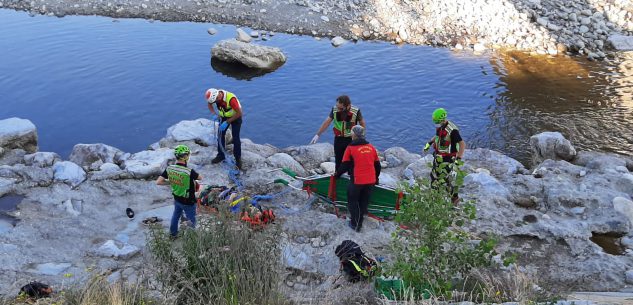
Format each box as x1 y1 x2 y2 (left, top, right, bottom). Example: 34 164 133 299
211 155 225 164
452 195 460 205
348 221 360 232
235 158 243 170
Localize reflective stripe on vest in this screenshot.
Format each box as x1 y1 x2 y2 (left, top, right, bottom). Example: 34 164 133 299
433 120 459 157
218 91 241 118
349 260 369 277
332 106 359 137
166 164 192 198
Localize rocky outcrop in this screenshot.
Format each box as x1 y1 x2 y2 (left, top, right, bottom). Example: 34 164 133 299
69 143 124 169
53 161 86 187
2 120 633 298
212 39 286 71
122 148 174 178
24 152 61 168
0 118 37 154
162 118 216 147
267 153 307 177
284 143 334 171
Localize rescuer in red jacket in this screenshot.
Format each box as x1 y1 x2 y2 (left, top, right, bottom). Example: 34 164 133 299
334 125 381 232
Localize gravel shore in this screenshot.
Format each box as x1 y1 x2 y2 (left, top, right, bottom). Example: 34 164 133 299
3 0 633 58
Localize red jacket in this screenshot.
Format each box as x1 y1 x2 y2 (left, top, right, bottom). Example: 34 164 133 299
335 139 381 185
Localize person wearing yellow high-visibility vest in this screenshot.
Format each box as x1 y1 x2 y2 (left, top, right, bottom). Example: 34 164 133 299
423 108 466 204
156 145 203 238
309 95 366 172
205 88 244 170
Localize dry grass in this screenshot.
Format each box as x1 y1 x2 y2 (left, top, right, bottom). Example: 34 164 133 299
147 211 287 305
0 276 154 305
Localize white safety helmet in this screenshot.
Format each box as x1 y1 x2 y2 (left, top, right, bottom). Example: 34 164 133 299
205 88 220 104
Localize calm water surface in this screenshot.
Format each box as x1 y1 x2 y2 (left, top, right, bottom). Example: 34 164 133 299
1 9 632 164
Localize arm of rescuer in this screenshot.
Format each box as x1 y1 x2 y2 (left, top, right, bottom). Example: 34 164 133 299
156 169 203 185
207 102 217 117
373 145 381 185
356 108 366 129
334 145 381 185
310 116 333 144
451 129 466 160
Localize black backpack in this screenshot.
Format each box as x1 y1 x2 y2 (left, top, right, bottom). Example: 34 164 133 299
20 281 52 299
335 240 378 282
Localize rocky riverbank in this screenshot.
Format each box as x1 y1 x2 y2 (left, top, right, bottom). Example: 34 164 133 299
4 0 633 59
1 117 633 302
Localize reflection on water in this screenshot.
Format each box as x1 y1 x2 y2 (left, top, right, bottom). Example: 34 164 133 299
482 51 633 163
613 52 633 109
210 58 273 80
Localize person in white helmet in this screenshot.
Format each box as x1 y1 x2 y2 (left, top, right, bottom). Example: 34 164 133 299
205 88 244 170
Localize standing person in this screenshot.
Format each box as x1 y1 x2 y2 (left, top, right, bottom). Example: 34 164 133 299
334 126 380 232
205 88 244 170
309 95 366 172
423 108 466 204
156 145 203 238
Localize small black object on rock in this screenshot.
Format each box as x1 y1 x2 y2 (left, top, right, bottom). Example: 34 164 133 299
126 208 135 219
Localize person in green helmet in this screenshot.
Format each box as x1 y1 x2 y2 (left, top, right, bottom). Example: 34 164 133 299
156 145 203 238
423 108 465 204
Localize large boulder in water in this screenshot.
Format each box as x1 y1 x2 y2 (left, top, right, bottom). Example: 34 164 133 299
529 132 576 165
0 118 38 154
211 39 286 71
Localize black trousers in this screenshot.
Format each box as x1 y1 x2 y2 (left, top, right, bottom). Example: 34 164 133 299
217 117 242 160
334 136 352 172
347 183 372 231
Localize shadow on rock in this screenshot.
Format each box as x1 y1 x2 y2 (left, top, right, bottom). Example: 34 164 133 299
210 58 272 81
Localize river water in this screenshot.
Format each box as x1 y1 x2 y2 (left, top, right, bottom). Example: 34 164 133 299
1 9 632 164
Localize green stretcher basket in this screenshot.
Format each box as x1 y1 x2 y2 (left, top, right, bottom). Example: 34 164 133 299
374 277 432 300
300 174 404 219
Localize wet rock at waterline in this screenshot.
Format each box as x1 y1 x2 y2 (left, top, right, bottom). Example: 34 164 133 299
0 117 38 155
1 116 633 297
211 39 286 71
530 131 577 165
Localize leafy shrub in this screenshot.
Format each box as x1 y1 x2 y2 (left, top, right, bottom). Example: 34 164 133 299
386 160 499 299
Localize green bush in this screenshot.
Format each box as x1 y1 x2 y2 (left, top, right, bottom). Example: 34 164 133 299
386 159 499 300
148 211 286 305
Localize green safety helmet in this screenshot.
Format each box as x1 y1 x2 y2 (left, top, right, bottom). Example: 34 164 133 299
432 108 447 124
174 145 190 157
